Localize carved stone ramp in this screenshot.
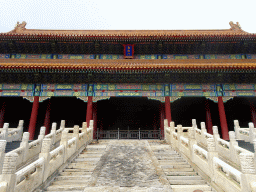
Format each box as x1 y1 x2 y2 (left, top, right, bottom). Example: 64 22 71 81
148 140 215 192
45 140 214 192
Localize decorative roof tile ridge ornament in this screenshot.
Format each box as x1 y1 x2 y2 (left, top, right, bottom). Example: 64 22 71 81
3 21 251 37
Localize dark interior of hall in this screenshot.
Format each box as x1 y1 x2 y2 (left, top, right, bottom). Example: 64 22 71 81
97 97 161 131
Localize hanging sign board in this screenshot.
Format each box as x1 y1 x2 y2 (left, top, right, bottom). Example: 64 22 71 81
123 44 134 59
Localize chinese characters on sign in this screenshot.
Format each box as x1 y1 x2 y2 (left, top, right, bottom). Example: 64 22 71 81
123 44 134 59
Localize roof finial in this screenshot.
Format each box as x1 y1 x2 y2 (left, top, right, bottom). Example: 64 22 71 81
15 21 27 32
229 21 242 31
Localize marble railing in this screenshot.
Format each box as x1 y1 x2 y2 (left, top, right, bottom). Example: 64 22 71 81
164 119 256 192
0 120 94 192
0 120 67 174
234 120 256 144
0 121 24 142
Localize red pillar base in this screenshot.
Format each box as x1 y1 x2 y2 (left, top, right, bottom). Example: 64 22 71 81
205 99 213 134
165 96 172 126
86 96 93 128
218 96 229 140
44 100 51 135
28 96 40 140
0 102 6 128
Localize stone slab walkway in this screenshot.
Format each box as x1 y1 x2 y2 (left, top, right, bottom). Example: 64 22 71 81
89 140 170 190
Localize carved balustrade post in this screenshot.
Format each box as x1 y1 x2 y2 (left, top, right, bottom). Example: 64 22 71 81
177 125 183 150
89 120 94 142
164 119 168 143
20 132 30 162
207 138 218 179
253 139 256 169
60 130 69 162
169 121 175 146
39 138 52 182
17 120 24 141
82 122 88 144
60 120 65 129
188 126 197 162
249 122 256 143
228 131 239 163
50 122 57 144
0 153 18 192
192 119 198 128
2 123 9 141
234 120 240 140
38 126 46 141
239 153 256 192
212 126 220 148
0 140 7 174
73 125 80 150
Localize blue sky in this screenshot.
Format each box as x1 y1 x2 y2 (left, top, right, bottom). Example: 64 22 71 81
1 0 256 33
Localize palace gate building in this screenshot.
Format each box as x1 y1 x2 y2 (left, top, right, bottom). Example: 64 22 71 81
0 21 256 140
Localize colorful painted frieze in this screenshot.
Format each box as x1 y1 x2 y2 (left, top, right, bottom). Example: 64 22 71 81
99 54 124 59
171 84 216 91
58 54 95 59
15 54 52 59
222 84 255 90
246 54 256 59
162 55 200 59
134 55 158 59
204 54 242 59
41 84 87 91
0 90 33 96
0 54 10 59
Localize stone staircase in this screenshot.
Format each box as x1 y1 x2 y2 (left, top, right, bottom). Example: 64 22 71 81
43 140 215 192
149 140 215 192
45 141 107 191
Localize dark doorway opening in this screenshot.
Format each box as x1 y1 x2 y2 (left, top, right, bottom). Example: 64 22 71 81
48 97 87 129
97 97 161 131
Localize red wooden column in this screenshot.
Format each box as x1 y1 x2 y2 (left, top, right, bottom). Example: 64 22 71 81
160 102 165 139
28 96 40 140
249 101 256 127
165 96 172 125
0 102 6 128
92 102 97 139
44 100 51 135
205 99 213 134
86 96 93 127
217 96 229 140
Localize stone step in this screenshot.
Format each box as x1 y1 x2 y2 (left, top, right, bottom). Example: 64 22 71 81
60 171 92 176
72 160 98 165
158 160 188 165
168 179 207 185
78 154 102 157
46 185 87 191
50 180 90 185
163 164 191 169
165 171 198 176
55 175 91 181
63 168 94 173
66 164 95 170
163 167 194 172
74 158 100 161
167 176 202 180
171 185 212 192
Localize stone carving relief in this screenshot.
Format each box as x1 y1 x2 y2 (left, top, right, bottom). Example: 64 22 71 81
2 153 18 174
0 140 7 153
207 138 216 152
239 153 256 174
41 138 52 153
